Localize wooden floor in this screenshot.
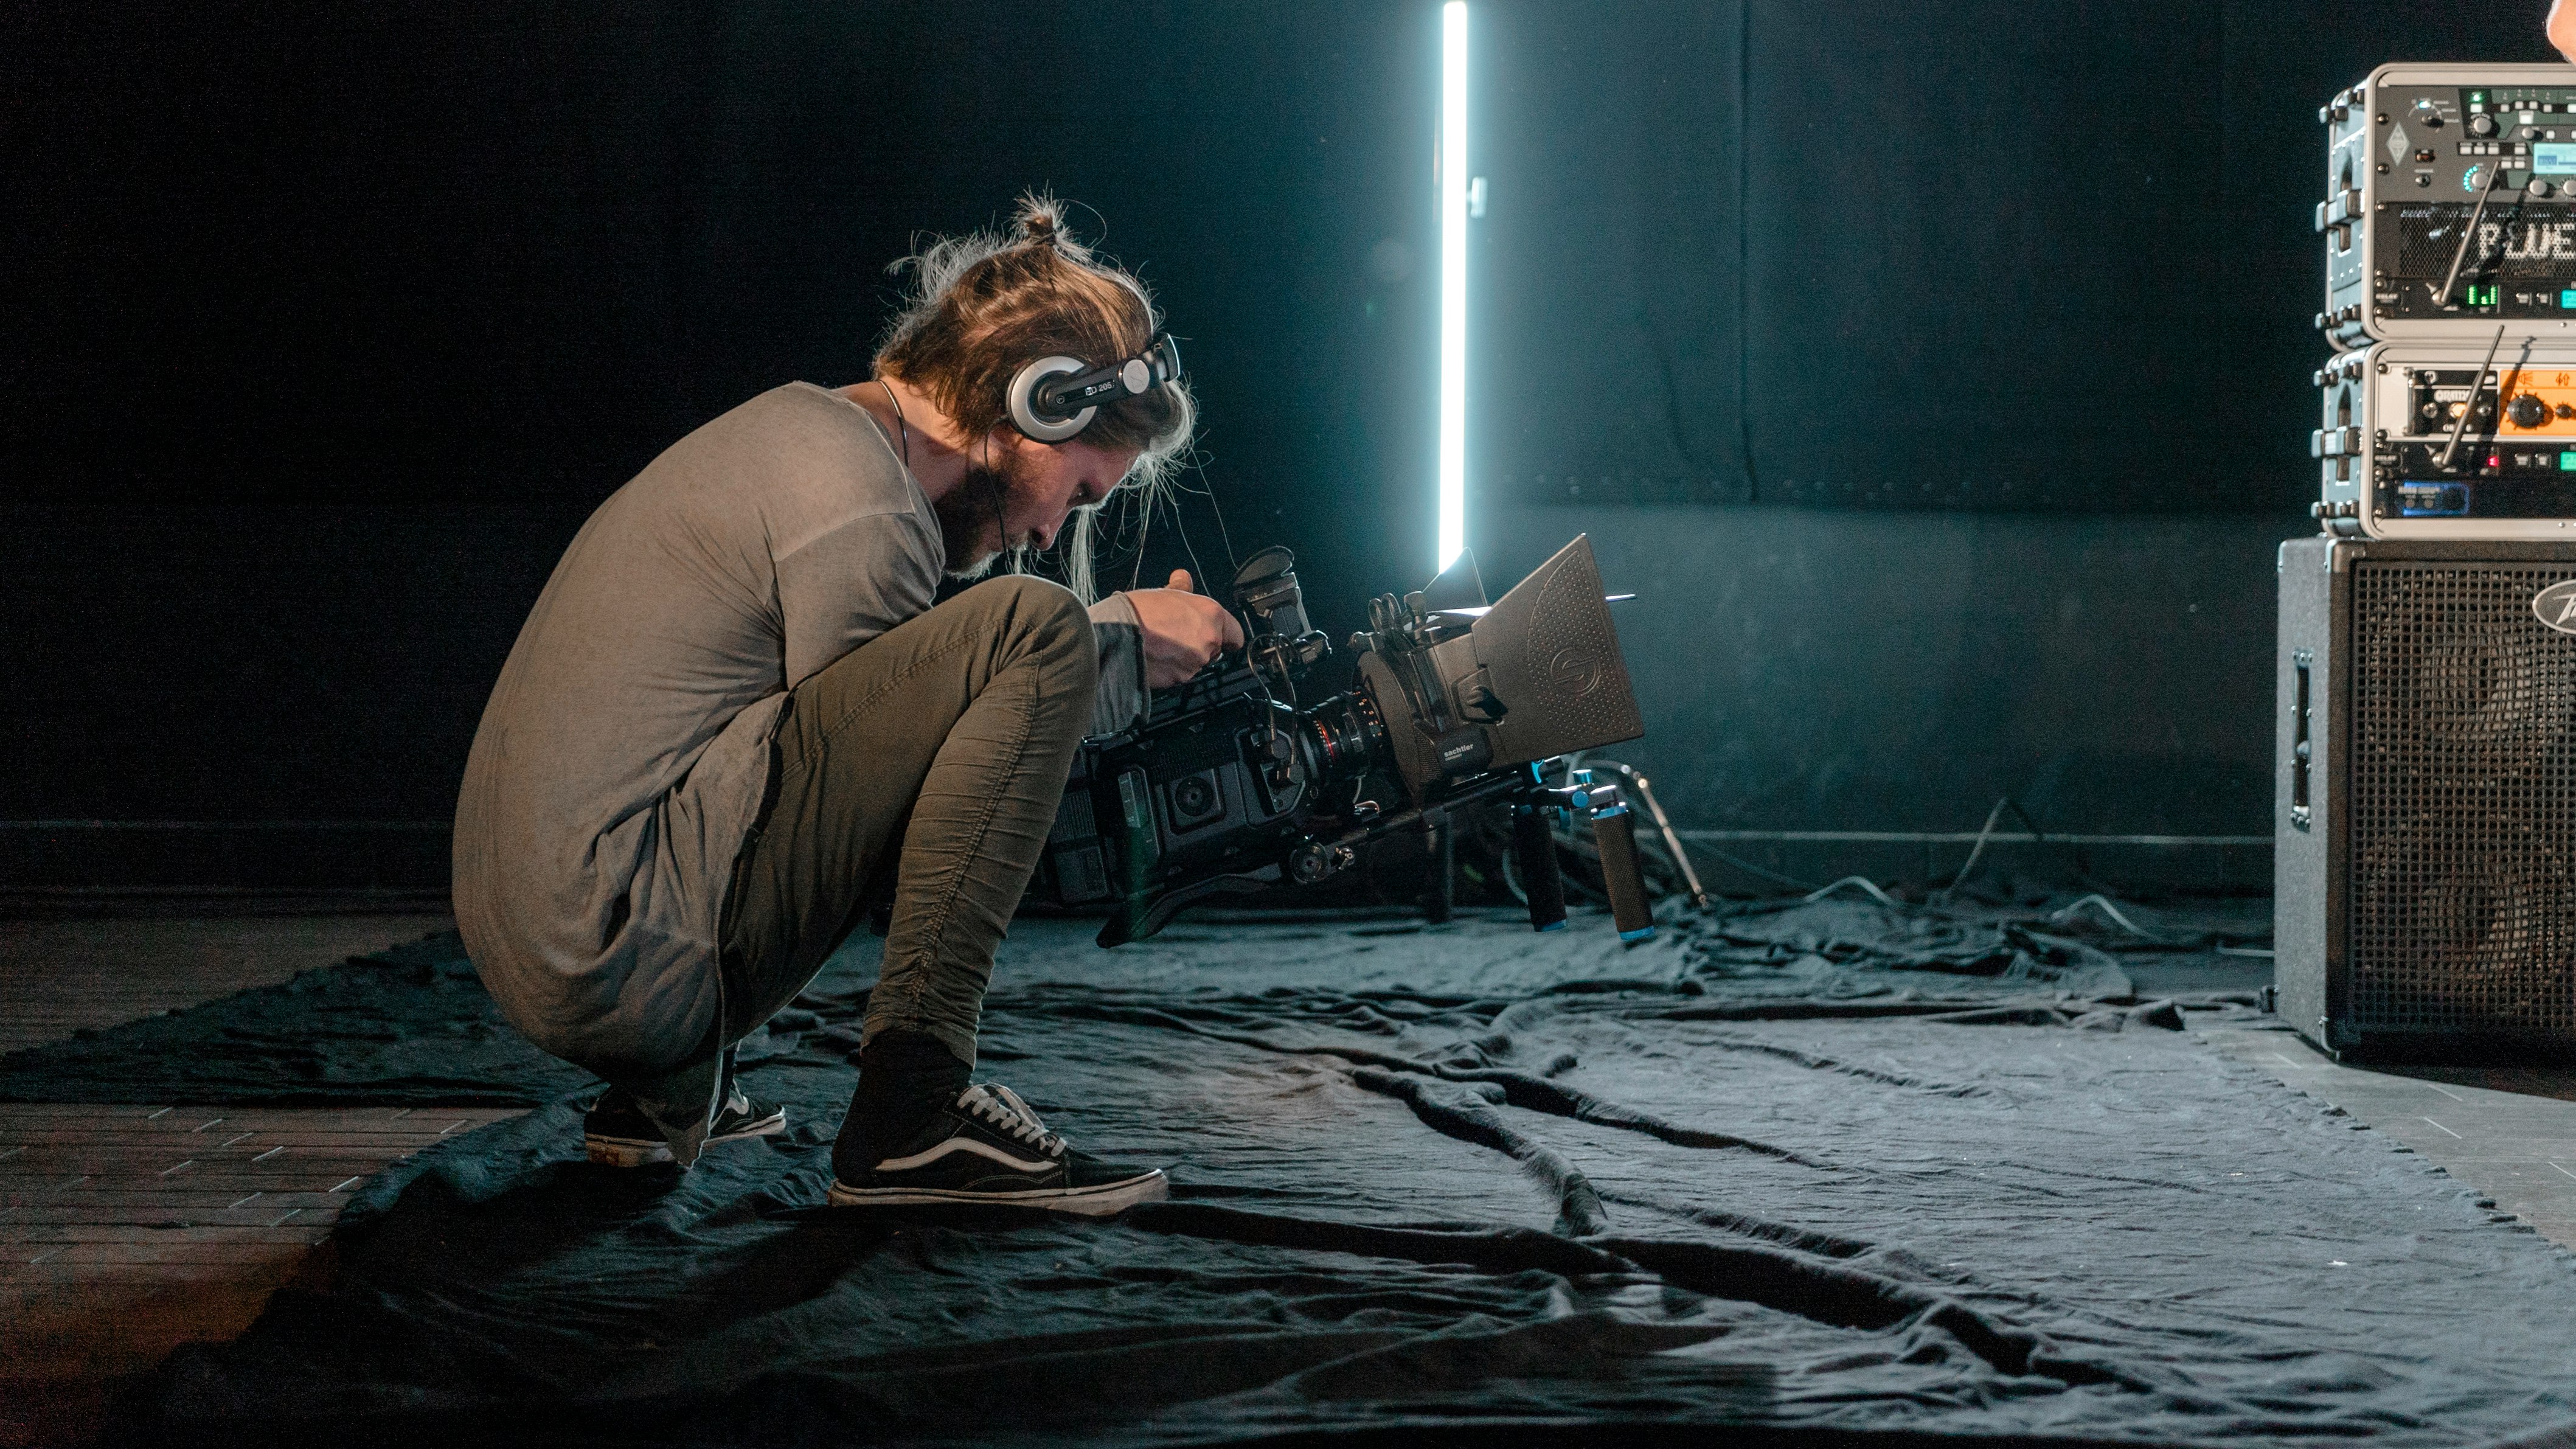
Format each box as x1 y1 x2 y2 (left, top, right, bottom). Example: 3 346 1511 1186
0 913 460 1057
0 912 515 1448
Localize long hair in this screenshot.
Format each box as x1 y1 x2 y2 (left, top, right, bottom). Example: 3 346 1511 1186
874 193 1195 601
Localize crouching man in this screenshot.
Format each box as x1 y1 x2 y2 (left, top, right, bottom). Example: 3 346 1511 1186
453 197 1241 1215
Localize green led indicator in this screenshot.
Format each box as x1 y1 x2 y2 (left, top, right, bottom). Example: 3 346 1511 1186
2560 451 2576 470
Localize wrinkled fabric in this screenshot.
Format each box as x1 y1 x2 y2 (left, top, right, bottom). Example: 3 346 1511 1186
1686 892 2140 1001
0 896 2203 1107
100 909 2576 1448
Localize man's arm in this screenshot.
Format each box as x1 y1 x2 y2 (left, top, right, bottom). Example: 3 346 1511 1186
2554 0 2576 64
1086 571 1247 736
1087 592 1152 736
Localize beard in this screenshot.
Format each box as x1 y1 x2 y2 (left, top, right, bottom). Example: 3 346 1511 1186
932 454 1032 578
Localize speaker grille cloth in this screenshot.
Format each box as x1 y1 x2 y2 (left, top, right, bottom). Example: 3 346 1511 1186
2351 561 2576 1038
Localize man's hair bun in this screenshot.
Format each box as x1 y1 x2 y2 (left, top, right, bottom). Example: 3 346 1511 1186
1017 195 1066 249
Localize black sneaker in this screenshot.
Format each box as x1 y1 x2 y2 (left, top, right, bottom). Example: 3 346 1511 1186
827 1082 1168 1216
584 1083 786 1167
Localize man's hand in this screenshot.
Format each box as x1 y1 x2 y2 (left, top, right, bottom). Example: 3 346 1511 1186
1123 569 1246 689
2555 0 2576 65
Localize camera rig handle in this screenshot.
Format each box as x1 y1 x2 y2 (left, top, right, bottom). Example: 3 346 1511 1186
1517 768 1654 942
1574 760 1709 910
1512 802 1569 933
1588 788 1658 942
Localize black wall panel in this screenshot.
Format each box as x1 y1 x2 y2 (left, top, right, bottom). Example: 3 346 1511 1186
1482 504 2285 838
3 2 1445 608
1475 0 2557 512
1473 2 1746 505
1743 1 2228 509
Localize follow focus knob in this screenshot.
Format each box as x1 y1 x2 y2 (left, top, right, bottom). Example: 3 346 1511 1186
2512 394 2552 429
2472 113 2498 137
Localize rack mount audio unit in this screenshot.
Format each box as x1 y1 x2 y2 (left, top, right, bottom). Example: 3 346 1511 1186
2323 63 2576 350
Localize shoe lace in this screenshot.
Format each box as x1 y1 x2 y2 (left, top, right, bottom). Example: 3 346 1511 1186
959 1083 1064 1157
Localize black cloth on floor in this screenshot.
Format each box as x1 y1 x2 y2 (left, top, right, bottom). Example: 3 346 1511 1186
108 912 2576 1448
0 894 2187 1106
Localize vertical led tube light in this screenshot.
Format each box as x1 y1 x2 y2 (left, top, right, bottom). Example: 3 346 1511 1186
1437 1 1468 572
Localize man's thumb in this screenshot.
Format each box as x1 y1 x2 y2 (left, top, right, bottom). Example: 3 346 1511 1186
1167 568 1195 592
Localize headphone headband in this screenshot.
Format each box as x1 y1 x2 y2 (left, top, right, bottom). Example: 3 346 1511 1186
1007 335 1184 442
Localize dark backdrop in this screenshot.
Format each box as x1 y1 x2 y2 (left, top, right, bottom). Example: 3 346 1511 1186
0 1 2553 889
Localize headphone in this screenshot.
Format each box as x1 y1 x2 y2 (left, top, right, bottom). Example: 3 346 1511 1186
1005 334 1184 443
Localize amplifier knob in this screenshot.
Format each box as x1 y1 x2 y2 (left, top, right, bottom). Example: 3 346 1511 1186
2536 178 2559 198
2472 113 2499 137
2513 394 2552 428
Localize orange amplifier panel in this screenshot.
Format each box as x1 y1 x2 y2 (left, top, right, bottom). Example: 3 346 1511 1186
2498 364 2576 434
2316 341 2576 538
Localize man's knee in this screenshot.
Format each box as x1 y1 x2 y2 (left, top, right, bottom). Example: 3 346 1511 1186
953 575 1097 679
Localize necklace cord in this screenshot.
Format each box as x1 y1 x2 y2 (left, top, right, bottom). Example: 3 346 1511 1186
878 379 912 467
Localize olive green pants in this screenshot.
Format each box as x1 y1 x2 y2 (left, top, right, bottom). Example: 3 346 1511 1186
627 575 1099 1153
734 572 1099 1056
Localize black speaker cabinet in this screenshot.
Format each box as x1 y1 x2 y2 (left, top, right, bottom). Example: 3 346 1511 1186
2277 536 2576 1060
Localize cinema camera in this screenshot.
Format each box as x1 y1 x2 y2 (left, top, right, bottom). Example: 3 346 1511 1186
1035 535 1658 947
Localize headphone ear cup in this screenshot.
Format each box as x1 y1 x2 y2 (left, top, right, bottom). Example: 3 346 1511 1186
1007 356 1094 442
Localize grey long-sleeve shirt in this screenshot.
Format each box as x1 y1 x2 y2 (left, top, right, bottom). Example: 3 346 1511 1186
452 383 1146 1077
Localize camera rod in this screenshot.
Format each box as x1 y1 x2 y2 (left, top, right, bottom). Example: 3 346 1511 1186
1317 766 1657 942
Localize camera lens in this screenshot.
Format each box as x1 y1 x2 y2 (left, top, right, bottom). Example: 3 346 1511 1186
1174 775 1216 817
1296 689 1386 790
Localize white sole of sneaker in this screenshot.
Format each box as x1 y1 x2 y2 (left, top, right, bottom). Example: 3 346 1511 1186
825 1168 1169 1217
584 1113 786 1169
